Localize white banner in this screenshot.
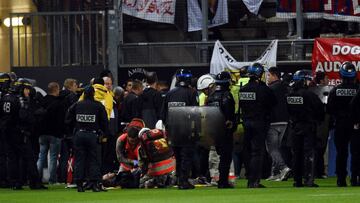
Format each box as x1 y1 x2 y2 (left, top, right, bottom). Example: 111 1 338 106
242 0 263 15
210 40 278 74
122 0 176 24
187 0 228 32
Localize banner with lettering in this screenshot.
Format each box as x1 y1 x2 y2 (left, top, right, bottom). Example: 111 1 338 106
210 40 278 74
187 0 228 32
312 38 360 85
122 0 176 24
276 0 360 22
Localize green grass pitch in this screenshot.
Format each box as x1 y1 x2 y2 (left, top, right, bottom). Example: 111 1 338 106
0 178 359 203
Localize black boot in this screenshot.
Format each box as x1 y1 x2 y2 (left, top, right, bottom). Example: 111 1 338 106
178 181 195 190
12 183 24 190
218 179 234 189
77 182 85 192
92 182 107 192
293 181 304 188
351 176 359 187
337 177 347 187
30 183 48 190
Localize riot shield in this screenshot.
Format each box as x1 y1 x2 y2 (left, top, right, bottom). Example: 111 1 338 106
309 85 334 104
167 106 225 148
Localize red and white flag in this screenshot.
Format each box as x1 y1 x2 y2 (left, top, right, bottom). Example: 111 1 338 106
122 0 176 24
276 0 360 21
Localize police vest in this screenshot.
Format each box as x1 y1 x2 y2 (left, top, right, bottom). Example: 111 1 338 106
286 90 309 121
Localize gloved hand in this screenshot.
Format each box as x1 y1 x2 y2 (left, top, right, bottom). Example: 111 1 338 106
133 160 139 167
155 120 165 131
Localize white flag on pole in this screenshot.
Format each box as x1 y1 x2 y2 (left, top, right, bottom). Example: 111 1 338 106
242 0 263 15
187 0 228 32
210 40 278 74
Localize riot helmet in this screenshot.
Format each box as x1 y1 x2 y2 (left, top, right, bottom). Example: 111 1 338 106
247 63 264 79
239 66 248 77
292 70 313 82
13 78 33 96
214 71 231 90
292 70 312 88
176 69 192 86
0 73 12 92
339 61 356 79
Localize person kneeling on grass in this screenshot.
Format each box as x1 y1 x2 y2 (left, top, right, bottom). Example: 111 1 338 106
115 118 144 188
138 128 176 188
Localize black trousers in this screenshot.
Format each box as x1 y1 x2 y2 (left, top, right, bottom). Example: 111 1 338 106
73 131 101 183
215 131 233 184
243 120 268 184
101 134 118 173
0 132 7 184
58 137 73 183
291 122 316 185
172 146 195 184
6 130 41 187
351 129 360 179
334 120 355 179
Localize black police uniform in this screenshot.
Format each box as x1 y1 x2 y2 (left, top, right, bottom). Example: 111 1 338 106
0 74 12 187
350 89 360 186
0 89 8 187
66 98 109 191
328 82 359 186
239 78 276 187
162 81 198 189
207 85 235 188
287 84 324 187
0 89 43 189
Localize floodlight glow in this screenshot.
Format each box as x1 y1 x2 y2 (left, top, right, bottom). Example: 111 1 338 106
3 17 24 27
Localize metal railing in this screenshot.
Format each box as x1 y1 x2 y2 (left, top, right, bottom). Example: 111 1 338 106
119 39 314 68
10 11 107 68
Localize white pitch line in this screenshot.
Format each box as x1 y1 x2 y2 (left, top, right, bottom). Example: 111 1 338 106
309 193 360 197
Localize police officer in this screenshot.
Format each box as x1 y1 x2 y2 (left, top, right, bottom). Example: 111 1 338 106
350 76 360 187
66 86 109 192
0 78 46 190
327 62 359 187
287 70 324 187
0 73 12 188
161 69 198 189
239 63 276 188
207 71 236 188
